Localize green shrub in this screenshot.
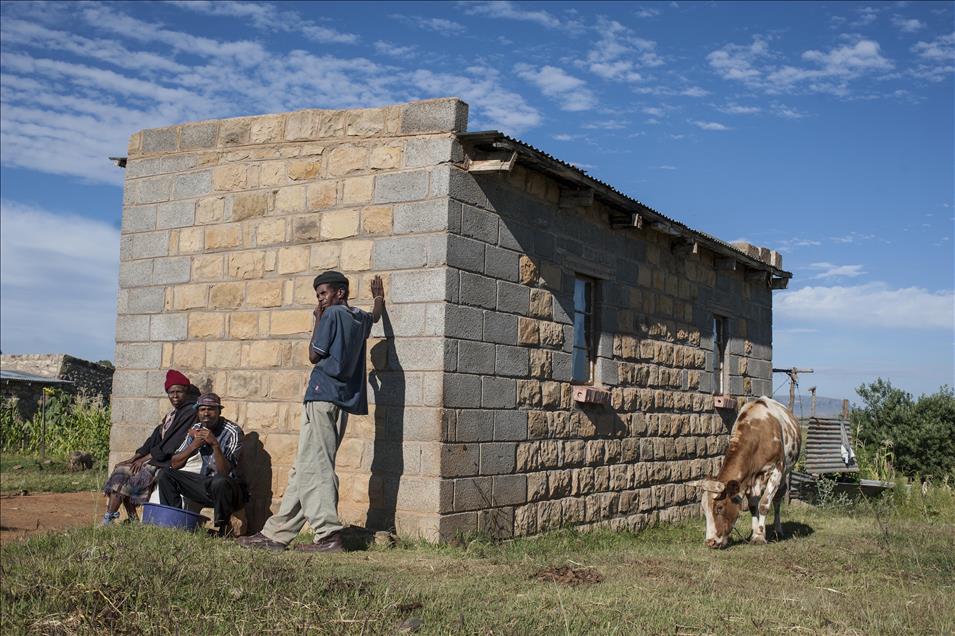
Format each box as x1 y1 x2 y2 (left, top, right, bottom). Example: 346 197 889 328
851 379 955 481
0 391 110 461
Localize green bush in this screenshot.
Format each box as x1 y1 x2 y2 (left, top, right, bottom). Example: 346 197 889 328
851 379 955 481
0 391 110 461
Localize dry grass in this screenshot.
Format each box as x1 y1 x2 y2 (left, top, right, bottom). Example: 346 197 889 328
2 488 953 635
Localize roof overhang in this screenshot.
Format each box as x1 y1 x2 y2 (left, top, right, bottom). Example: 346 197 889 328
458 131 792 286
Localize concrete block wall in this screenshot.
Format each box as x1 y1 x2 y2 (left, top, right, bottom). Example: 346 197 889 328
111 98 467 539
438 161 775 539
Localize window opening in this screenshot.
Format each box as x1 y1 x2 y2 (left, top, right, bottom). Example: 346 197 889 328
712 315 727 394
572 276 596 384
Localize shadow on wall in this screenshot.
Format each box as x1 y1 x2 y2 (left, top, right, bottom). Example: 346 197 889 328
239 431 272 534
367 310 405 531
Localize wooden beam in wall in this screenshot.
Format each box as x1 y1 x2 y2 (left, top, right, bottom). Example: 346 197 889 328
770 277 790 289
467 151 517 173
672 239 699 257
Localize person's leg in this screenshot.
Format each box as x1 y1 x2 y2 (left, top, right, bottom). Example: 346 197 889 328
157 469 209 509
208 476 243 529
258 406 316 544
299 401 345 542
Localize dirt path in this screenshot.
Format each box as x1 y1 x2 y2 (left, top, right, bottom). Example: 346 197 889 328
0 491 102 545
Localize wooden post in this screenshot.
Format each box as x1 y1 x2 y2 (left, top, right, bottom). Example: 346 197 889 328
40 392 47 460
810 386 817 418
772 367 814 412
842 399 849 421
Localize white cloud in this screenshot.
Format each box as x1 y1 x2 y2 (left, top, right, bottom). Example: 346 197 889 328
717 103 761 114
776 237 823 252
911 32 955 81
0 18 189 74
772 103 807 119
642 106 665 117
514 64 596 111
852 6 882 27
707 36 770 82
397 15 467 35
830 232 876 244
374 41 416 58
584 17 662 83
709 36 895 96
635 7 661 18
912 32 955 61
891 15 925 33
691 120 730 131
807 262 866 279
0 6 547 184
168 0 359 43
776 283 955 330
0 200 119 360
652 165 677 170
680 86 709 97
583 120 629 130
462 1 565 30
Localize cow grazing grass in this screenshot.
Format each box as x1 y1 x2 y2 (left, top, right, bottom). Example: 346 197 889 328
2 486 952 635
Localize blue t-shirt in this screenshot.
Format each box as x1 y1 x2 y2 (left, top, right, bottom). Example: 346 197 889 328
304 305 374 414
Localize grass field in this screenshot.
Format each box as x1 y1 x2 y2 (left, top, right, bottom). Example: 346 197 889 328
0 454 106 495
2 486 953 635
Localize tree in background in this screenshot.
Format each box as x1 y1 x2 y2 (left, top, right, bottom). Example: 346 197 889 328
851 379 955 480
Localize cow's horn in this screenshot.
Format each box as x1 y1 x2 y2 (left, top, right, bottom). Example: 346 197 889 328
700 479 725 493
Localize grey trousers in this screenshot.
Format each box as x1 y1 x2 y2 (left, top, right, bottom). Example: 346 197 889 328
261 401 346 544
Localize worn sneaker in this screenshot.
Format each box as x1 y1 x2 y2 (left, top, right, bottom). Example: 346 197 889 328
294 531 344 553
236 532 287 551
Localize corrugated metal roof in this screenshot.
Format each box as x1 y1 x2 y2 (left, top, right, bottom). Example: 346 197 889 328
0 369 73 384
458 131 791 279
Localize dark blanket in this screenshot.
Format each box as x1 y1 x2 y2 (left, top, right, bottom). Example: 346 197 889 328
134 399 198 466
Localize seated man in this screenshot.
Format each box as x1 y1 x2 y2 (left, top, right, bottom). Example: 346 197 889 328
101 369 198 525
156 393 246 536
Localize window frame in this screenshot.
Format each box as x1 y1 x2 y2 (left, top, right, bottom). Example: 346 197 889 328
712 314 728 395
571 274 598 386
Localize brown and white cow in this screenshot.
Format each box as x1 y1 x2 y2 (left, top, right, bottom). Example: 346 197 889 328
695 396 801 549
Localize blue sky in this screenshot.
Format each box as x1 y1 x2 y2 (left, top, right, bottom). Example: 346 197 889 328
1 1 952 404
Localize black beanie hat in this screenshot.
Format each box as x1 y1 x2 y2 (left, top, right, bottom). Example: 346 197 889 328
313 270 349 289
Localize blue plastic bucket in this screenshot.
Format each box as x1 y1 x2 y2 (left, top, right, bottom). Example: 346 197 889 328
141 503 207 531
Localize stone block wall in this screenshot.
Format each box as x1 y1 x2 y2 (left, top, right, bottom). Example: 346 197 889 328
437 161 775 539
111 98 467 538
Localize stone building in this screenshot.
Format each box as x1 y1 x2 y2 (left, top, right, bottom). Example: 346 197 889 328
1 354 114 419
109 97 790 540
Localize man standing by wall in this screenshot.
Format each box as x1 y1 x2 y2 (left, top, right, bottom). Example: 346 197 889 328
240 271 384 552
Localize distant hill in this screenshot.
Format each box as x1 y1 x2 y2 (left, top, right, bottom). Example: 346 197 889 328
771 394 852 419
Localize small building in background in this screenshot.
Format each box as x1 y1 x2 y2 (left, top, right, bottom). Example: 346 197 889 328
0 354 114 419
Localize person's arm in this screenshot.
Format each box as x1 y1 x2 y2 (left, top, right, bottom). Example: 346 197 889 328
370 275 385 324
308 305 325 365
192 427 234 476
168 432 203 470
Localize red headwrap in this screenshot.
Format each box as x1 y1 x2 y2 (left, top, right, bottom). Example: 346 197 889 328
164 369 191 392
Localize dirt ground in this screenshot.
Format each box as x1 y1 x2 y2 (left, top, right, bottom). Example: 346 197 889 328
0 491 103 544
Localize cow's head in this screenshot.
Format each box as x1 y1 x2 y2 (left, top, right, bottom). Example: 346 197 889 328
696 479 745 549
